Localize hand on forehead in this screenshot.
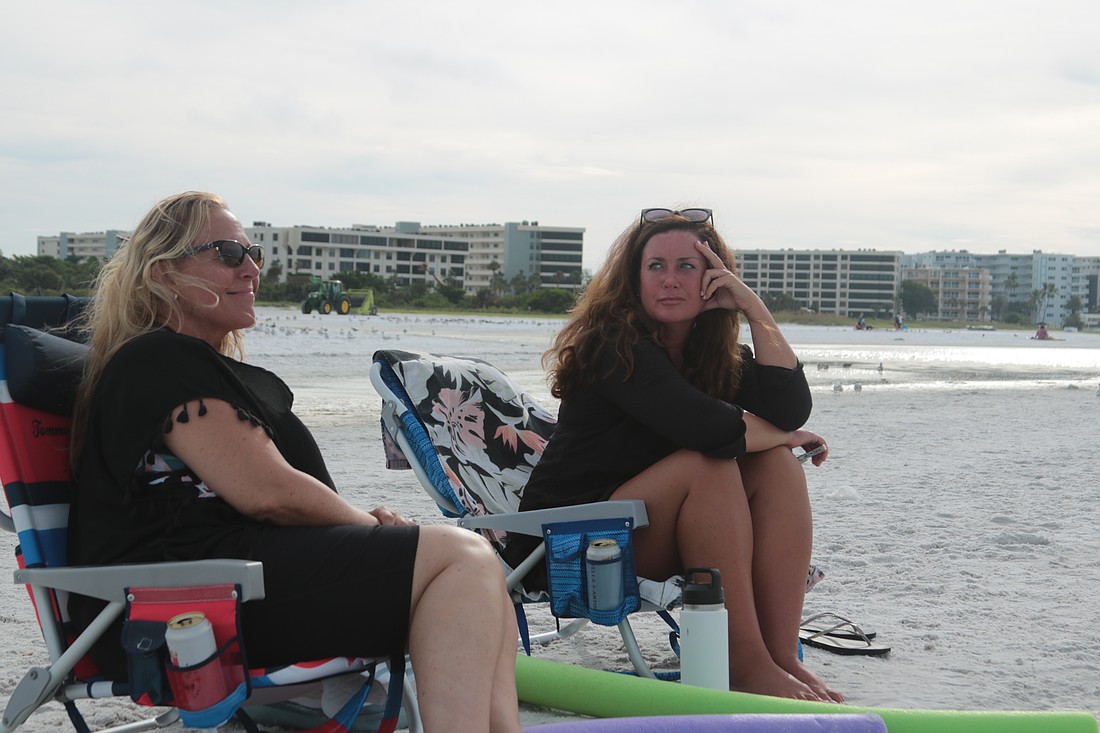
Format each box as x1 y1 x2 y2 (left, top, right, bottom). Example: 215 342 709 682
695 239 724 267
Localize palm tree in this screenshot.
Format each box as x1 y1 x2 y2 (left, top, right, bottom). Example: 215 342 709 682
1041 282 1058 322
1030 283 1058 323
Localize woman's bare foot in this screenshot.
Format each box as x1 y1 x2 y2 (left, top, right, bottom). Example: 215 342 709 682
728 662 828 701
777 656 844 703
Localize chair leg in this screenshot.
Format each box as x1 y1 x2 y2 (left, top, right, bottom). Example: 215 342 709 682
403 672 422 733
617 618 656 679
529 618 588 647
2 601 126 733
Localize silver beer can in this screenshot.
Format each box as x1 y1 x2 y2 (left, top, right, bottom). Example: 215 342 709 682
586 538 624 611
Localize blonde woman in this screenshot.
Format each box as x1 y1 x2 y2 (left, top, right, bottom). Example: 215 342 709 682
68 191 521 733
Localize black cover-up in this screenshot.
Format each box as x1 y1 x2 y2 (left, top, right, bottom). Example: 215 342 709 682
518 340 812 512
68 330 417 678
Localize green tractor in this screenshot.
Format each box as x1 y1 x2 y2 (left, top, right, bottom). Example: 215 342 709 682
301 276 351 315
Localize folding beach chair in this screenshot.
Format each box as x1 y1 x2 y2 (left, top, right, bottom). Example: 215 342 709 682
370 348 684 680
0 294 418 733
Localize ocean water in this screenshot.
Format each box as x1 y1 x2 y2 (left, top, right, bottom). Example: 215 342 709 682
244 309 1100 716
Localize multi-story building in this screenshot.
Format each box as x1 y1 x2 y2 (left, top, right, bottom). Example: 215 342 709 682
899 266 993 321
37 219 585 295
737 249 902 318
247 221 470 289
1071 256 1100 314
902 250 1080 325
36 231 128 261
412 221 584 294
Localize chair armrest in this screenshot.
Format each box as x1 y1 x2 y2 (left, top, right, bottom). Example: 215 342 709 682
458 499 648 537
13 559 266 602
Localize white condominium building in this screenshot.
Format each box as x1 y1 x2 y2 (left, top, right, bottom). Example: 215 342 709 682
737 249 902 318
38 220 585 295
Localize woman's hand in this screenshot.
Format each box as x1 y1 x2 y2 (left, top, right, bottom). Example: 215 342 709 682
370 506 416 526
695 240 765 318
694 240 798 368
786 429 829 467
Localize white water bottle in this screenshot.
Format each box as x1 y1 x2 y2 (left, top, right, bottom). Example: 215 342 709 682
679 567 729 690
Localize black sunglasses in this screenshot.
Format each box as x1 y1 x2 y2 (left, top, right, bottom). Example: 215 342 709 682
640 208 713 224
187 239 265 268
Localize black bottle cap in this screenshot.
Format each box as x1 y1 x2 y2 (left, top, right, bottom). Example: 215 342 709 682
682 567 725 605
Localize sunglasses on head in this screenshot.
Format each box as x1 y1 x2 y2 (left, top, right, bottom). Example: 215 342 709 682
187 240 265 268
640 208 713 224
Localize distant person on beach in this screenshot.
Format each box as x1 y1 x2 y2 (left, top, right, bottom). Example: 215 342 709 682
66 191 521 733
509 207 840 702
1034 323 1052 340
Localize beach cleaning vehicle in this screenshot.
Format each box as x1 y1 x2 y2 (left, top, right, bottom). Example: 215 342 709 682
301 275 352 315
300 276 378 315
353 287 379 315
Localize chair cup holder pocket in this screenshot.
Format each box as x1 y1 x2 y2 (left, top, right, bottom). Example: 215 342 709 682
120 620 173 705
166 636 245 713
543 517 640 626
122 584 249 725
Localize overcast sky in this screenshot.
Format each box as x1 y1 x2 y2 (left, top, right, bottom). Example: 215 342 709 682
3 0 1098 272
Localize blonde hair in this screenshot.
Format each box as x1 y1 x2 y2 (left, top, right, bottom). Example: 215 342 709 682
70 191 246 468
546 212 743 401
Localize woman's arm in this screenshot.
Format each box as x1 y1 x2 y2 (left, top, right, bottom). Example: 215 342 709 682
697 240 797 369
162 399 389 527
743 413 828 464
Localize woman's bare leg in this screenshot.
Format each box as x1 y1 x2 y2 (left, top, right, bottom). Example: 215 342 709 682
610 449 822 700
407 525 522 733
740 447 843 702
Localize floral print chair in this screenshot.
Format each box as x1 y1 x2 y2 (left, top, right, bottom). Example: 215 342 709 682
372 348 676 679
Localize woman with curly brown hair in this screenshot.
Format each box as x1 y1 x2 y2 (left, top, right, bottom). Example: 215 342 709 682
516 207 840 702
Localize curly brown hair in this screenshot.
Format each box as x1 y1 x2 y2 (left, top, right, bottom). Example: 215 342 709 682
546 211 743 401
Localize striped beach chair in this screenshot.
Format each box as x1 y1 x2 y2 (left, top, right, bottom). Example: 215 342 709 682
0 295 416 733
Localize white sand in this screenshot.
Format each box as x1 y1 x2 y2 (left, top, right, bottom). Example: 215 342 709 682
3 309 1099 730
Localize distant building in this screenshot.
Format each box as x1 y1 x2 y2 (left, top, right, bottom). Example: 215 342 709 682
37 219 585 295
1073 256 1100 314
902 250 1080 326
899 266 992 321
37 231 128 261
737 249 902 318
421 221 584 294
247 221 469 290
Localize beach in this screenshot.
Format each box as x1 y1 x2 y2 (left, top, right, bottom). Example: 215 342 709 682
3 308 1099 730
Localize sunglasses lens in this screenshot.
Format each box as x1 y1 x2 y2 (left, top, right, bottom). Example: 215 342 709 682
213 240 245 266
680 208 712 222
641 208 712 224
248 245 264 267
641 208 675 222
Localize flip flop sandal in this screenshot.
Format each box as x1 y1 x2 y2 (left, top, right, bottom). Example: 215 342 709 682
806 564 826 592
799 627 890 656
800 612 877 640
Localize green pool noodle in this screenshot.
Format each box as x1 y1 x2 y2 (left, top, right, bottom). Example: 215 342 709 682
515 656 1099 733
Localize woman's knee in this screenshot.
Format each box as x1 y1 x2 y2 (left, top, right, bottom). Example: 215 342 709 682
667 449 746 490
740 446 808 500
415 526 503 585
